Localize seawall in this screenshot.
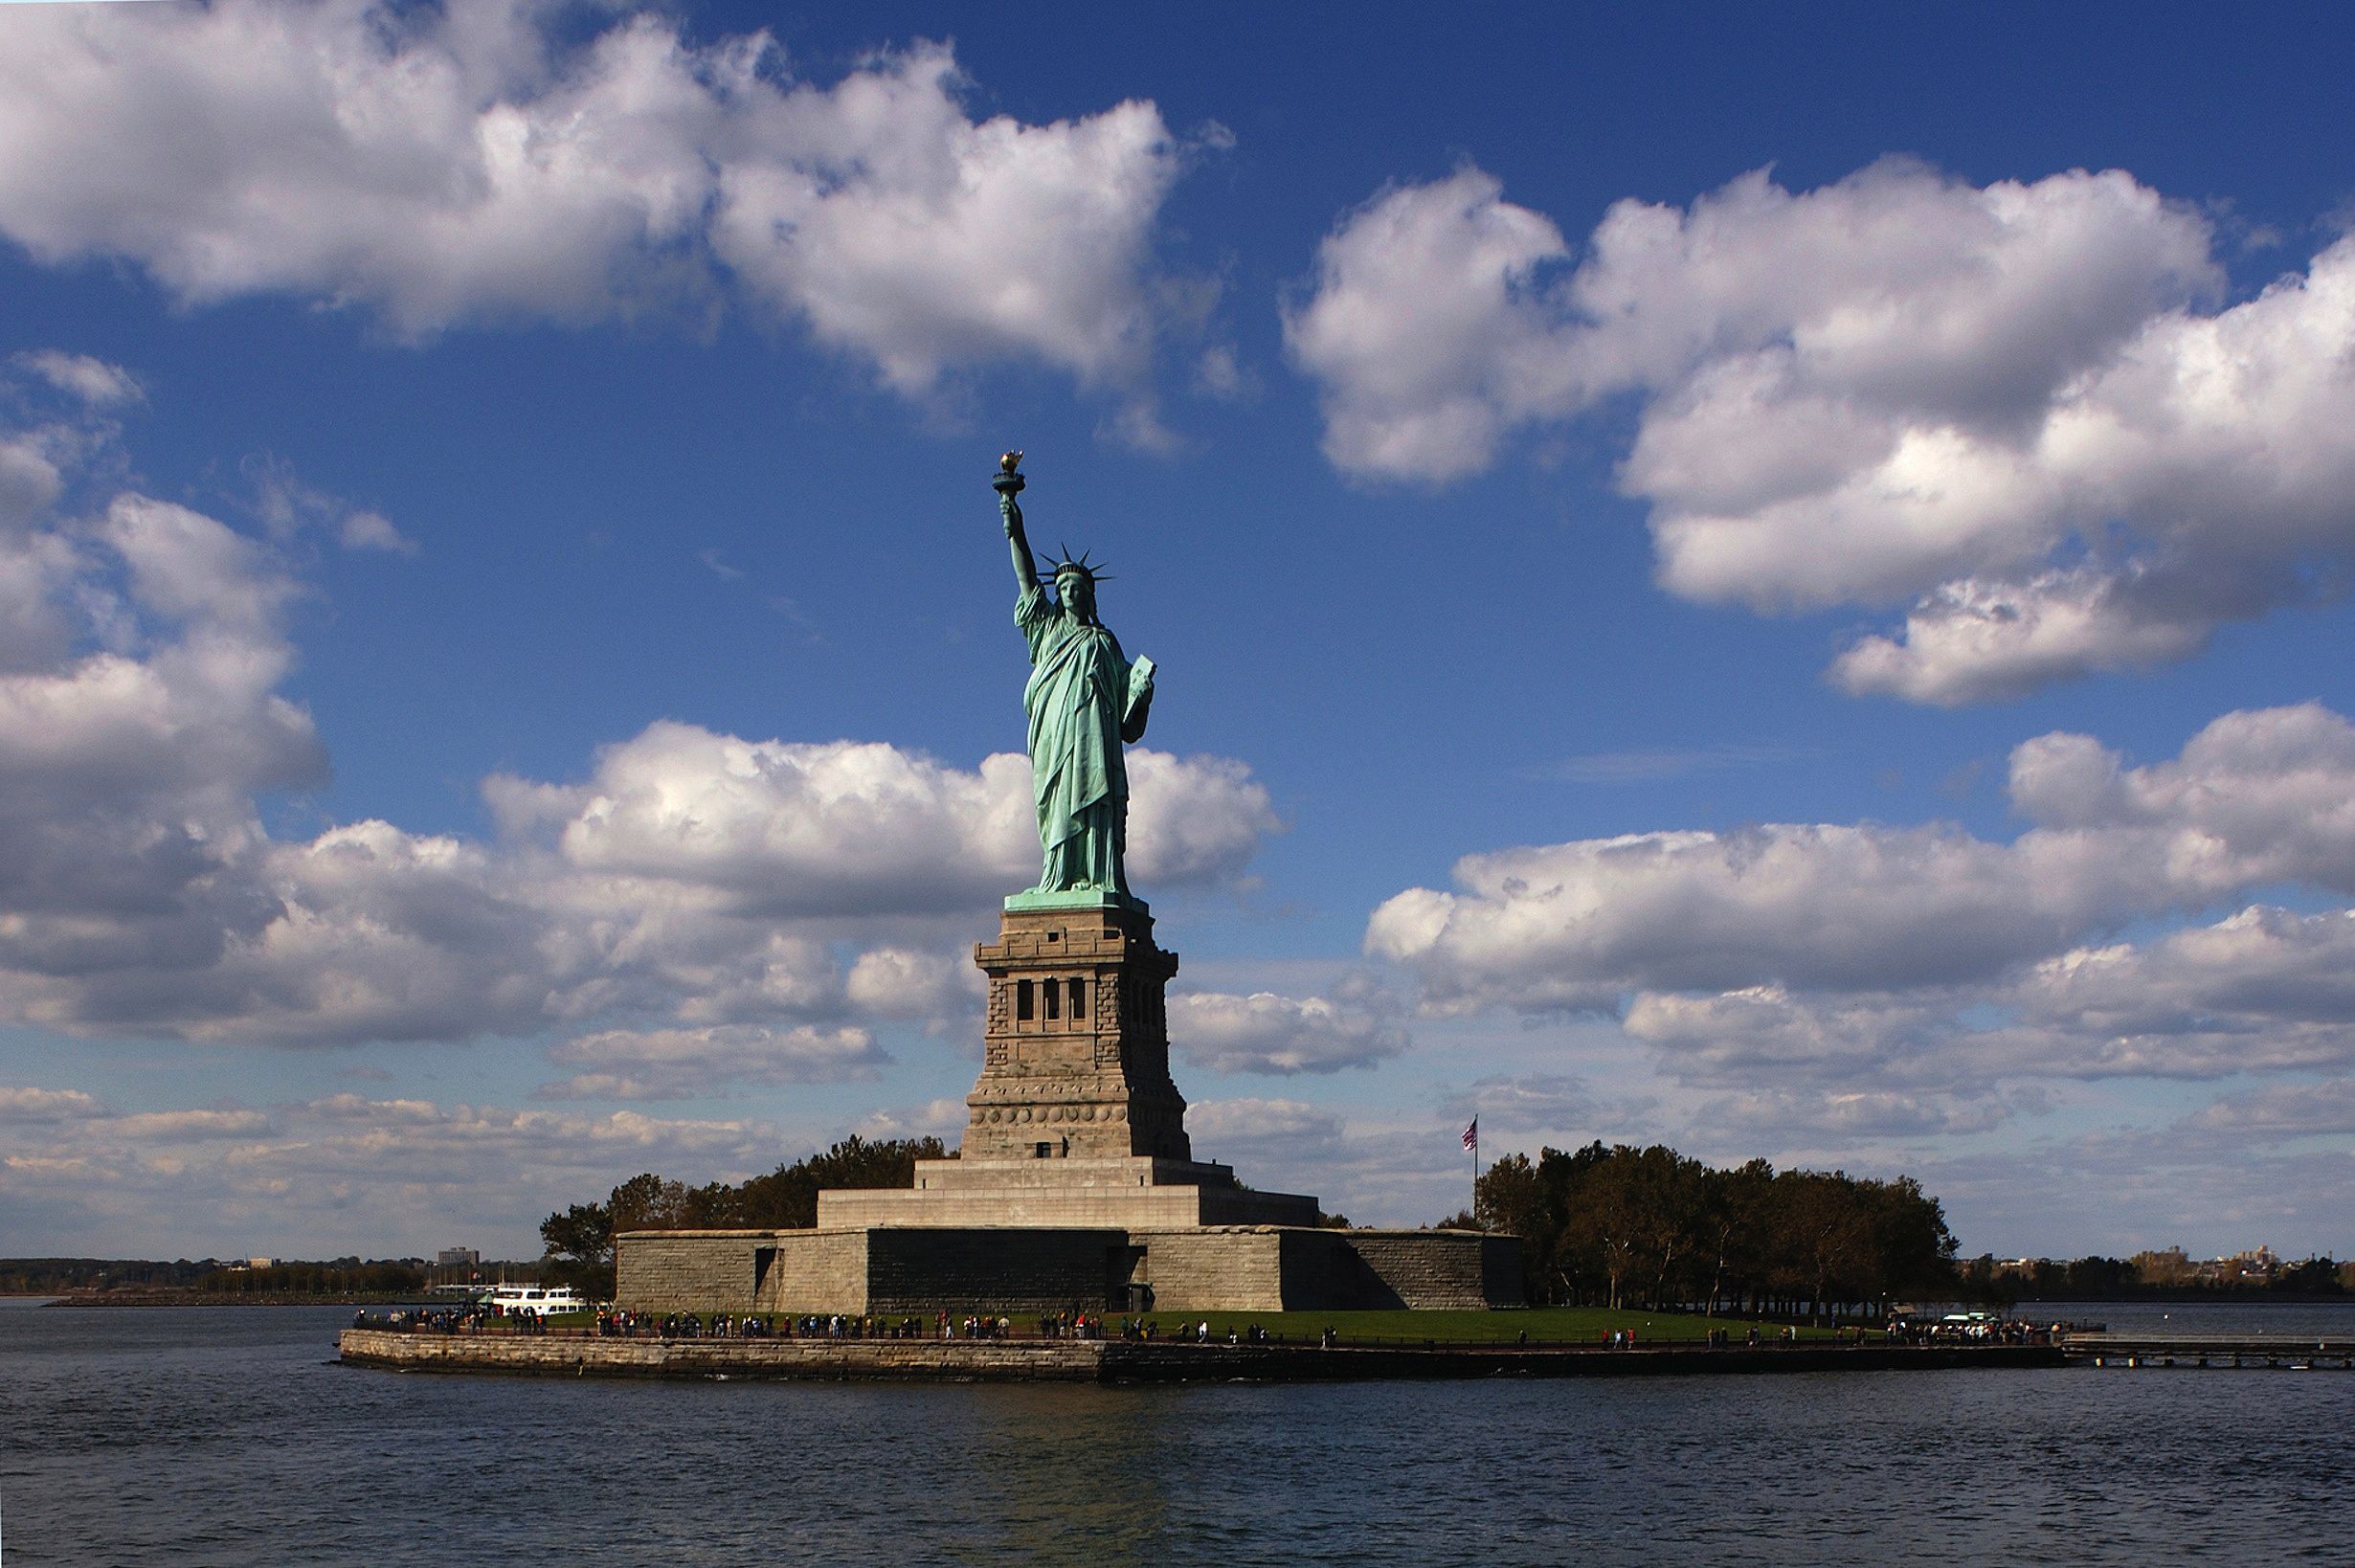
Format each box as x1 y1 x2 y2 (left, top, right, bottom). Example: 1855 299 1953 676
337 1330 2063 1382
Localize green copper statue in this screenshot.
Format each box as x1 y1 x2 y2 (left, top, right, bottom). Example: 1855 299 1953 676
994 453 1155 906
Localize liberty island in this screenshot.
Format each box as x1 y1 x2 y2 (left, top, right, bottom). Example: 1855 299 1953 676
333 459 2094 1379
592 455 1517 1322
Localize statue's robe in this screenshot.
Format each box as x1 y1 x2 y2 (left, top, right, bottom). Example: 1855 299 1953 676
1017 581 1153 894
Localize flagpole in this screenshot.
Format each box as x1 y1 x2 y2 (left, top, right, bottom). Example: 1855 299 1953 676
1465 1116 1480 1225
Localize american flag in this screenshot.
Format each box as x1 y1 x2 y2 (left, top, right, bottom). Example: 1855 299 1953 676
1462 1117 1478 1152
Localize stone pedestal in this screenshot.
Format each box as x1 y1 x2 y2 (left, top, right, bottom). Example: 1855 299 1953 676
617 895 1525 1315
961 900 1189 1163
816 1156 1319 1229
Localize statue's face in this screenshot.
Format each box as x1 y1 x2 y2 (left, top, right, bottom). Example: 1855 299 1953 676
1058 571 1095 619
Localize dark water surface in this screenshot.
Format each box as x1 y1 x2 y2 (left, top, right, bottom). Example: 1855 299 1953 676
4 1302 2352 1565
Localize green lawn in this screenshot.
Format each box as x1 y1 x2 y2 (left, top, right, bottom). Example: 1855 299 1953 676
1129 1307 1836 1346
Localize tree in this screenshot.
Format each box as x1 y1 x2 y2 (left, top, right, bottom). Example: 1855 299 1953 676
540 1137 955 1296
1475 1152 1538 1233
540 1200 615 1272
2065 1255 2138 1296
712 1135 950 1227
540 1186 631 1299
2274 1255 2344 1295
1628 1146 1705 1309
1563 1148 1650 1310
1770 1170 1882 1321
607 1172 692 1232
1699 1159 1775 1316
1474 1153 1550 1299
1453 1138 1969 1319
1478 1147 1575 1302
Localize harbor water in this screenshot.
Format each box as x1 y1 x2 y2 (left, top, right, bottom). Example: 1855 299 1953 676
4 1299 2351 1564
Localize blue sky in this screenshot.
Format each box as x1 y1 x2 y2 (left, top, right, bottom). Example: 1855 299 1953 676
5 0 2355 1263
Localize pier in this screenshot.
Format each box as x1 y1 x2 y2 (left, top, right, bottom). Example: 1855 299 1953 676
2062 1333 2355 1370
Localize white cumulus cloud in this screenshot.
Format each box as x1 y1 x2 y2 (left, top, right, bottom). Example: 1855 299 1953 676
539 1023 886 1101
1372 705 2355 1107
11 351 143 407
0 1087 777 1256
2184 1078 2355 1137
1708 1088 2014 1140
1371 702 2355 1013
1290 158 2355 700
1172 986 1405 1075
0 1086 105 1123
0 2 1203 426
1185 1095 1345 1152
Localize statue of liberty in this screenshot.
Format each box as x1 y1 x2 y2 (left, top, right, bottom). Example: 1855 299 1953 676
993 454 1155 905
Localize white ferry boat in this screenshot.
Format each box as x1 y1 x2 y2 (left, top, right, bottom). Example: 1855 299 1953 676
479 1283 590 1317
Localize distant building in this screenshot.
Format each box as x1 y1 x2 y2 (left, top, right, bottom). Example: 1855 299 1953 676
2219 1245 2280 1282
247 1257 274 1269
2130 1246 2194 1288
437 1247 480 1268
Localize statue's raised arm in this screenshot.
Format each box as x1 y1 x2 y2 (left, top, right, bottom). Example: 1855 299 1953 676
1000 493 1041 597
995 451 1041 598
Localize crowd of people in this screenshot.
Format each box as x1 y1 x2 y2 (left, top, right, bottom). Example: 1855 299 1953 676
594 1310 936 1339
530 1308 1331 1344
353 1305 550 1334
1886 1315 2069 1346
581 1308 1128 1340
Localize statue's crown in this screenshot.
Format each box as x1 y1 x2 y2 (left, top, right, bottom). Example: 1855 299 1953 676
1048 546 1111 584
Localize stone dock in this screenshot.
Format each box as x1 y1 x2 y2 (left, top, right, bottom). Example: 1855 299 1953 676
338 1329 2061 1382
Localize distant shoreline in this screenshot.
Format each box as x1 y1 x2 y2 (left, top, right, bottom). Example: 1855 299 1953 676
2009 1293 2355 1307
36 1292 416 1309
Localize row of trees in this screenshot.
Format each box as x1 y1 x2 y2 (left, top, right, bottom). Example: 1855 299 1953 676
0 1259 219 1293
1954 1253 2353 1303
194 1260 425 1295
0 1258 439 1296
1462 1142 1959 1322
539 1135 948 1298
